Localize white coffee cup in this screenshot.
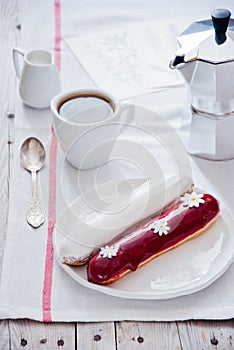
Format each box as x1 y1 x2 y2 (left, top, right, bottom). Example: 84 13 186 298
13 47 61 108
51 88 134 169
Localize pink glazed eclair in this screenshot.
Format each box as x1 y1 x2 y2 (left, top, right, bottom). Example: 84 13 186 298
87 192 219 285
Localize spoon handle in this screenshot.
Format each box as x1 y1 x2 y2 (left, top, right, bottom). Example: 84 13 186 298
27 170 44 228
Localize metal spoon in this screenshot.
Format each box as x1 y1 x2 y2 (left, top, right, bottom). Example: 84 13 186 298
20 137 46 228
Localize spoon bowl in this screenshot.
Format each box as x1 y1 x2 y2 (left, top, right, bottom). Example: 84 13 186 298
20 137 46 228
20 137 46 172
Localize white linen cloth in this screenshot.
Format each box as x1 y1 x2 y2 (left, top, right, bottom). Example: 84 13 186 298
1 0 234 322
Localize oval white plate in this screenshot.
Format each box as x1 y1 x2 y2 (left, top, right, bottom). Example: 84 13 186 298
53 183 234 300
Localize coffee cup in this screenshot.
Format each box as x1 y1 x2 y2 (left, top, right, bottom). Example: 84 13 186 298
51 88 134 169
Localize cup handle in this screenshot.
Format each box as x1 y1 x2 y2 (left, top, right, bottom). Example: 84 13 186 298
12 47 25 78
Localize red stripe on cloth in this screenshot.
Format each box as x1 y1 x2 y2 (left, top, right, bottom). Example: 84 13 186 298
54 0 61 71
42 0 61 322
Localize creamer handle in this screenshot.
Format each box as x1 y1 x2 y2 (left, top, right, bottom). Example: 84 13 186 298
12 47 25 78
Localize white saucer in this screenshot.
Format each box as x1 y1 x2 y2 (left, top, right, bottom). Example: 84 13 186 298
53 182 234 300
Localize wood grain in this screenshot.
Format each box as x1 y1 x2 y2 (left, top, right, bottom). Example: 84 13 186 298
77 322 116 349
177 320 234 350
0 320 10 349
0 0 17 267
116 321 182 350
8 319 76 349
0 0 17 346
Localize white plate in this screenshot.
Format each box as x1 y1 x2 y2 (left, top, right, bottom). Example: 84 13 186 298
53 182 234 300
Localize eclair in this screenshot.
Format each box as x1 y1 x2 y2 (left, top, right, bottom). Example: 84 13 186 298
61 176 193 266
87 192 220 285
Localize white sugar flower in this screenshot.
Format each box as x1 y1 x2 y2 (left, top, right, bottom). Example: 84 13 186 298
151 220 170 236
99 245 119 259
181 191 205 208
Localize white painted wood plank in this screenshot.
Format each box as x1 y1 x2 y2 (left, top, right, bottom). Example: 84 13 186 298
9 319 76 349
116 321 182 350
0 0 17 267
0 320 10 349
77 322 116 349
177 320 234 350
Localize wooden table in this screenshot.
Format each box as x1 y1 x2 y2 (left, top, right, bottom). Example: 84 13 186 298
0 1 233 348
